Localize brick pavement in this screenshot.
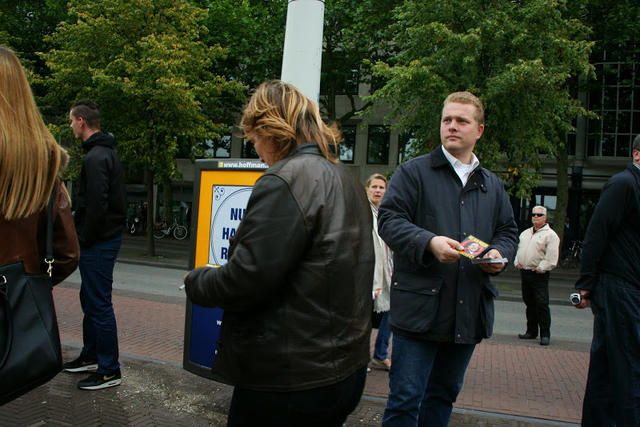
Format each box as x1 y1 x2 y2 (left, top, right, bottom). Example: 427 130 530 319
44 285 587 425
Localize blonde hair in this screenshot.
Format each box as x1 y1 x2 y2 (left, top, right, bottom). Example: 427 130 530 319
443 91 485 125
0 46 68 220
240 80 341 163
366 173 387 188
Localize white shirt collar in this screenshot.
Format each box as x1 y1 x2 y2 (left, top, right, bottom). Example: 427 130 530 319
441 145 480 186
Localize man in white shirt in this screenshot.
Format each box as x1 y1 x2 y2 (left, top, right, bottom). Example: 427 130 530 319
514 206 560 346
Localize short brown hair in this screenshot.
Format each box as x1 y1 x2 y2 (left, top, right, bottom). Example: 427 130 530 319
443 91 485 125
633 134 640 152
70 99 100 129
240 80 341 163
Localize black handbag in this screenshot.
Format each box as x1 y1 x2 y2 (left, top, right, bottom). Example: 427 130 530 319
0 196 63 405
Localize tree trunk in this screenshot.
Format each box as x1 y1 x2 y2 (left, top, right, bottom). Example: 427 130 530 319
145 168 156 257
162 179 173 223
553 141 569 246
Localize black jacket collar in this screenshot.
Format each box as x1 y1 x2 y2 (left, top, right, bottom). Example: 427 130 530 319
430 145 487 179
82 131 116 152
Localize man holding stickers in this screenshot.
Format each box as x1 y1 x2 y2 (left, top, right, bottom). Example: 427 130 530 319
378 91 518 426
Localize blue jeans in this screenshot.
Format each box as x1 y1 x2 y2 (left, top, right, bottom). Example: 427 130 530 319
374 311 392 360
582 273 640 427
382 334 475 427
79 236 121 374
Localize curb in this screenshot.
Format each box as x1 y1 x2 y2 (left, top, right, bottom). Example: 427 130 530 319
117 257 188 271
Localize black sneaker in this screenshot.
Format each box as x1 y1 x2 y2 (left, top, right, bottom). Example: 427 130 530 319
77 370 121 390
63 355 98 373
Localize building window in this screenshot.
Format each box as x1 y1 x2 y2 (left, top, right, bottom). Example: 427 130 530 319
241 139 259 159
339 125 356 163
587 61 640 157
207 135 231 158
398 128 419 164
320 68 359 96
367 125 390 164
192 135 231 159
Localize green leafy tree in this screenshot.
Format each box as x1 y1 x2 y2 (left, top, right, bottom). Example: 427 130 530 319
579 0 640 61
43 0 246 255
0 1 67 90
321 0 401 124
194 0 286 88
367 0 594 236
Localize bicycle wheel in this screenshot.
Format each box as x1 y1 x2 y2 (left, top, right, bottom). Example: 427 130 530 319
153 230 166 239
173 225 188 240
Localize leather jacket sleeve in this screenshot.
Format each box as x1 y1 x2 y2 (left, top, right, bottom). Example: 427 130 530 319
184 174 307 311
46 178 80 285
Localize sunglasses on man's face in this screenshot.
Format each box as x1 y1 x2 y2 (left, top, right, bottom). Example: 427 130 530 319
532 213 545 217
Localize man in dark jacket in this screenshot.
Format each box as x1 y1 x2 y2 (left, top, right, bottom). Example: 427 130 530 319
378 92 518 426
573 135 640 427
63 100 126 391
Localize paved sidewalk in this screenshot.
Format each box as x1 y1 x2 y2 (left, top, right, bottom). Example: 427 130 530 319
0 235 589 426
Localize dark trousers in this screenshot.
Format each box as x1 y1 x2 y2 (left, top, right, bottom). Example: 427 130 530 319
520 270 551 337
226 366 367 427
79 236 121 374
582 273 640 427
374 311 392 361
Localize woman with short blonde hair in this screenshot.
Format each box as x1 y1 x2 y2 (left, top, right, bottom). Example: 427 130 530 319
186 80 374 426
240 79 341 164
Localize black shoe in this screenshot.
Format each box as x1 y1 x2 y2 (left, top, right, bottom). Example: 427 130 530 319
63 355 98 373
518 333 537 339
77 370 121 390
540 337 550 346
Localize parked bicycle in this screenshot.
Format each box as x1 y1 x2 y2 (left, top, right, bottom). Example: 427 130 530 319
153 218 188 240
561 239 582 268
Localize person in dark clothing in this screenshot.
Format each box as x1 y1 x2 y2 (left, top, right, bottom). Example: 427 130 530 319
63 100 127 391
574 134 640 427
378 91 518 426
184 80 374 427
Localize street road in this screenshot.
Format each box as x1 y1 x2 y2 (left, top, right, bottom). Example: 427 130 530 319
62 261 595 349
62 262 188 299
494 300 593 345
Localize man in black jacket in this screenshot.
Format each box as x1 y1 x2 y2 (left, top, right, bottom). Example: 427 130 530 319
574 134 640 426
63 100 126 391
378 92 518 426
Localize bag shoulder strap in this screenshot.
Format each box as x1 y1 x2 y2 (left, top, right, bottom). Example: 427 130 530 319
45 192 54 277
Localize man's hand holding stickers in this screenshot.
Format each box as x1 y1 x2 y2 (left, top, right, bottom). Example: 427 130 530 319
428 235 507 273
459 235 507 273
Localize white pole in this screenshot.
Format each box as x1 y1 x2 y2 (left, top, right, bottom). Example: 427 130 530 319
281 0 325 104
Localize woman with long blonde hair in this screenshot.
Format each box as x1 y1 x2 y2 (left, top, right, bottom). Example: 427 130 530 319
0 46 78 284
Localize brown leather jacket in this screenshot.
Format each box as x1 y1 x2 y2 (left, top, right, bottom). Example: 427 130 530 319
0 178 79 285
185 143 374 391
